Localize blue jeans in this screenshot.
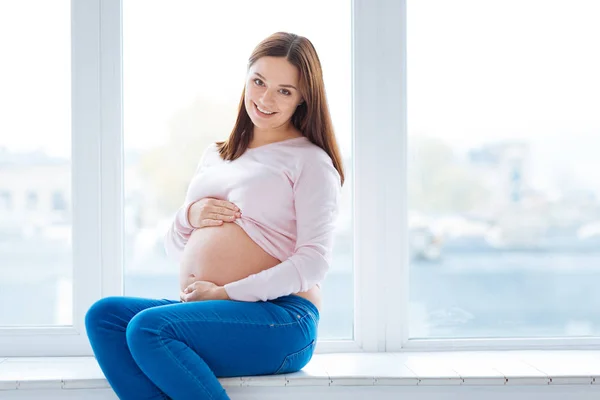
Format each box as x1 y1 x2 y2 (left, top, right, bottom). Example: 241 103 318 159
85 295 319 400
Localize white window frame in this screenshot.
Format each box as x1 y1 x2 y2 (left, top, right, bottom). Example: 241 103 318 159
2 0 598 357
0 0 120 356
348 0 599 354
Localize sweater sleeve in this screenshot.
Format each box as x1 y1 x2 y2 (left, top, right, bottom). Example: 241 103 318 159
163 144 214 262
223 154 342 302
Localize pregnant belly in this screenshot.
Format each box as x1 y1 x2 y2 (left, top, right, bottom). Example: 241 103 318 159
179 222 281 290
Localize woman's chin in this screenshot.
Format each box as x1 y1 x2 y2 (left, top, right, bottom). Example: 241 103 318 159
249 119 276 131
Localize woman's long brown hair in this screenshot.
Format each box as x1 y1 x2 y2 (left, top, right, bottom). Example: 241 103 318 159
216 32 345 185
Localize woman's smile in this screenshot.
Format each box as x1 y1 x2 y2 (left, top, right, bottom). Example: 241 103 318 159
253 101 278 118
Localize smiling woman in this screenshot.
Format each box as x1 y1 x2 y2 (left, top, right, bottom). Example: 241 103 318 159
121 0 353 347
86 31 347 400
172 32 346 312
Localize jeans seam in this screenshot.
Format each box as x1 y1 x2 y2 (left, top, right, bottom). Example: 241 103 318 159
156 320 220 400
172 310 310 328
274 340 316 375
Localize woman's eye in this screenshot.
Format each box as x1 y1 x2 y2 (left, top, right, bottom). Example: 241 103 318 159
254 78 264 86
280 89 291 96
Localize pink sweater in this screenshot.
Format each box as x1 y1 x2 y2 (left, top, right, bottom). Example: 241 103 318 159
164 136 342 302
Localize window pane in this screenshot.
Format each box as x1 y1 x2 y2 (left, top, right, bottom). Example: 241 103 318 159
123 0 353 340
408 0 600 338
0 1 72 326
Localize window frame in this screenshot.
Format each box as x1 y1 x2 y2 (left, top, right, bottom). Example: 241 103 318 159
0 0 117 356
322 0 600 353
2 0 597 358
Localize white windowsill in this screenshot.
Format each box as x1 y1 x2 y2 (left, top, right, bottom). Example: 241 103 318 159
1 350 599 391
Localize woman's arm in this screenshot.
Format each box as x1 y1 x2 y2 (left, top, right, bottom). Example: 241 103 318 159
163 144 214 261
223 154 342 302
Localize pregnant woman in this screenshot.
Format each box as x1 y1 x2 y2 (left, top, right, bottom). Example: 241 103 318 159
85 32 345 400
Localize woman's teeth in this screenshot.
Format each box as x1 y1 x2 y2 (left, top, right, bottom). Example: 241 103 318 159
256 104 275 115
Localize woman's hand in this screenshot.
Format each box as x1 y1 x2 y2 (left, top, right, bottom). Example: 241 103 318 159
180 281 230 302
188 198 241 229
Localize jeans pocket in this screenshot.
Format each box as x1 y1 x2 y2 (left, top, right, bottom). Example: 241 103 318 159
274 340 316 375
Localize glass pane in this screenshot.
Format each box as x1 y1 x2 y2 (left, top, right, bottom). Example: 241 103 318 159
123 0 353 339
0 1 72 326
408 0 600 338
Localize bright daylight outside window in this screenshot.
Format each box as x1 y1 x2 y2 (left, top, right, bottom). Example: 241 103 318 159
123 1 353 340
0 1 72 326
408 0 600 339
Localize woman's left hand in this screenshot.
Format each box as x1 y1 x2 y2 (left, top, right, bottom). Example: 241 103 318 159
180 281 230 302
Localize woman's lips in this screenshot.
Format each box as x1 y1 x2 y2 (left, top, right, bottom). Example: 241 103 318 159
254 102 277 117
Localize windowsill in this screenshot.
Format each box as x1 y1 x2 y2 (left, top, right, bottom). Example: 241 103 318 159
0 350 599 391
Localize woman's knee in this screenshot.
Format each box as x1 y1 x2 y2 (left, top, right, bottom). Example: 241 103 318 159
125 307 164 350
85 296 127 332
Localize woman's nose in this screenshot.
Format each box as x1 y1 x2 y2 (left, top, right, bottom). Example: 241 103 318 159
260 89 276 107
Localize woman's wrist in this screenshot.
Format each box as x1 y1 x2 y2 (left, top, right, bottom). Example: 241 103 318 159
213 286 230 300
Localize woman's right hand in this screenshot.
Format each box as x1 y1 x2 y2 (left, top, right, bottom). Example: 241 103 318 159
187 198 241 229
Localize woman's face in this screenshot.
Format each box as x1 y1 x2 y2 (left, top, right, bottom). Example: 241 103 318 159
244 56 304 132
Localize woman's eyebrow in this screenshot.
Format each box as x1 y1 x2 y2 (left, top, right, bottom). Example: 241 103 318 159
255 72 297 90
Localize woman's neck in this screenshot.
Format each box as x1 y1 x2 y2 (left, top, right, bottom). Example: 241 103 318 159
251 124 301 147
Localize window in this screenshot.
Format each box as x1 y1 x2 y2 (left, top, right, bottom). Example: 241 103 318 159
407 0 600 339
5 0 594 357
0 0 72 328
122 0 353 341
52 190 68 211
0 190 12 211
26 191 39 210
